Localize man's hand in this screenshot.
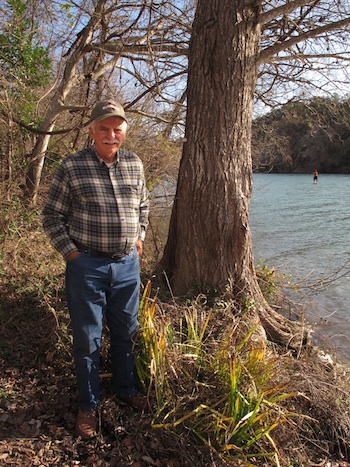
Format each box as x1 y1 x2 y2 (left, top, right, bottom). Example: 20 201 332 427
136 239 143 256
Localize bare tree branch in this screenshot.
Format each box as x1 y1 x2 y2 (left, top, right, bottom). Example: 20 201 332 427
261 0 319 24
260 16 350 64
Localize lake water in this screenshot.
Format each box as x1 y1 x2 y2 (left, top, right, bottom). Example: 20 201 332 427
250 173 350 362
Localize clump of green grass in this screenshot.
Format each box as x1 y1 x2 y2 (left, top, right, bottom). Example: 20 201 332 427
135 281 169 406
136 283 305 466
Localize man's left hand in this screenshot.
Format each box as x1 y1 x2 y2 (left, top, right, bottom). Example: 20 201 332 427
136 239 143 256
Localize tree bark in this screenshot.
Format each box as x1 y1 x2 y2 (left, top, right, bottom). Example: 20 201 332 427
161 0 261 293
159 0 308 349
26 122 55 205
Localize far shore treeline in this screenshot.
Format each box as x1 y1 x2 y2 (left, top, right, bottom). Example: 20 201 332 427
252 96 350 174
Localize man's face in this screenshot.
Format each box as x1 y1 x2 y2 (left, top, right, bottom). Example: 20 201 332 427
89 116 127 162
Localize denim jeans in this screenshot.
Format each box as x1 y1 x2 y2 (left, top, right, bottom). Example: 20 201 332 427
65 247 140 411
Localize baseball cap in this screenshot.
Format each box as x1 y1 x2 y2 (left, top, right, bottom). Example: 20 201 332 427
90 100 127 122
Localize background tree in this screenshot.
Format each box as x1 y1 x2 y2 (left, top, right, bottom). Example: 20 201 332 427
23 0 190 204
0 0 51 185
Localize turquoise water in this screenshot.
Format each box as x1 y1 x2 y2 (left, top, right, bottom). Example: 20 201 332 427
250 173 350 361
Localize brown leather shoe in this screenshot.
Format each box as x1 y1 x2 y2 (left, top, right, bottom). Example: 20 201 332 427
75 408 97 439
116 393 150 412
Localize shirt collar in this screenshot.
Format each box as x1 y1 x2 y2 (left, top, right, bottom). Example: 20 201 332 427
92 146 119 166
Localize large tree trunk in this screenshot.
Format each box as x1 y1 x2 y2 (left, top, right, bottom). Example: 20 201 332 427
162 0 261 293
159 0 308 348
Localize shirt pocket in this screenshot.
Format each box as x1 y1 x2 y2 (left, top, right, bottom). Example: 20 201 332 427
118 184 142 210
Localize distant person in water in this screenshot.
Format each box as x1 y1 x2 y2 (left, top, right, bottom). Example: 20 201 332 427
313 169 318 183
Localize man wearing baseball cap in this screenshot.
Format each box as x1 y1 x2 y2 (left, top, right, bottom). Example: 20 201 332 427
42 99 150 438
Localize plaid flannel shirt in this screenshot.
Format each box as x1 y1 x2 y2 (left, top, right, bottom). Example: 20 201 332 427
42 146 149 259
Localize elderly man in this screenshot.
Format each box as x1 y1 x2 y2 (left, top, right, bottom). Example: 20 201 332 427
42 100 149 438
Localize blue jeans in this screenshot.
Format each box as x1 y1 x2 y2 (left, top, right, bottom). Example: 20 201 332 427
65 247 140 411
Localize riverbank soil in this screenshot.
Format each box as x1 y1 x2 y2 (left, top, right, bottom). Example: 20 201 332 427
1 279 350 467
